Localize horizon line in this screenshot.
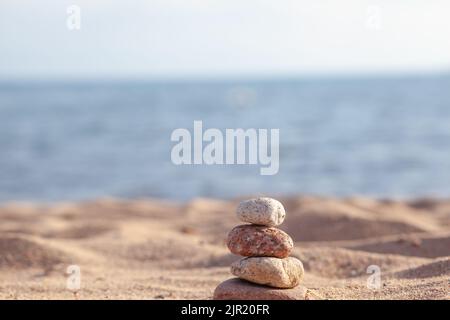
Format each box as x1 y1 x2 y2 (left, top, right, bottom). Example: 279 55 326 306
1 69 449 84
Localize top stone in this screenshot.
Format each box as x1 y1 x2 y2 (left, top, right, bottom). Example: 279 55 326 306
236 197 286 227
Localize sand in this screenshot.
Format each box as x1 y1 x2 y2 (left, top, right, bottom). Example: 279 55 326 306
0 196 448 300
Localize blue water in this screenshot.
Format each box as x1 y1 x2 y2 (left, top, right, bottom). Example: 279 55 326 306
1 75 450 202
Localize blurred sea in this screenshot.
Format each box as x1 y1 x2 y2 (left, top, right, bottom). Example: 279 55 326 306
1 75 450 202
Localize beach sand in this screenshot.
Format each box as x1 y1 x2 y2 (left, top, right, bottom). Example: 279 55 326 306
0 196 448 300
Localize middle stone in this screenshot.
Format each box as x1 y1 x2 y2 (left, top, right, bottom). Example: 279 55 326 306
227 225 293 258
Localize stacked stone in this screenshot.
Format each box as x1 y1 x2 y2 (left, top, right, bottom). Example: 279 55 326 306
214 197 307 300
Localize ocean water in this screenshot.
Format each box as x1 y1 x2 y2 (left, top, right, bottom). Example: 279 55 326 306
1 75 450 202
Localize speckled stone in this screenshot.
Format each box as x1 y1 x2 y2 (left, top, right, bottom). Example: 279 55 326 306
213 278 308 300
227 225 293 258
231 257 304 289
236 198 286 227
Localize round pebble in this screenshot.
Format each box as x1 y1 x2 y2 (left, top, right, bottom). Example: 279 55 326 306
227 225 293 258
236 198 286 227
231 257 304 289
213 278 308 300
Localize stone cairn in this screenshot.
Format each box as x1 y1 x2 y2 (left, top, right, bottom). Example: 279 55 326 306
214 197 307 300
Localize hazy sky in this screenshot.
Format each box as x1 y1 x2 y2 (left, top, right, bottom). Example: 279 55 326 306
1 0 450 79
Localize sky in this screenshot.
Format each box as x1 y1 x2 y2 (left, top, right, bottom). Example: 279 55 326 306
0 0 450 79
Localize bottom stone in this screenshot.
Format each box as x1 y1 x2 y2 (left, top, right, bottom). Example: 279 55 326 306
213 278 308 300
